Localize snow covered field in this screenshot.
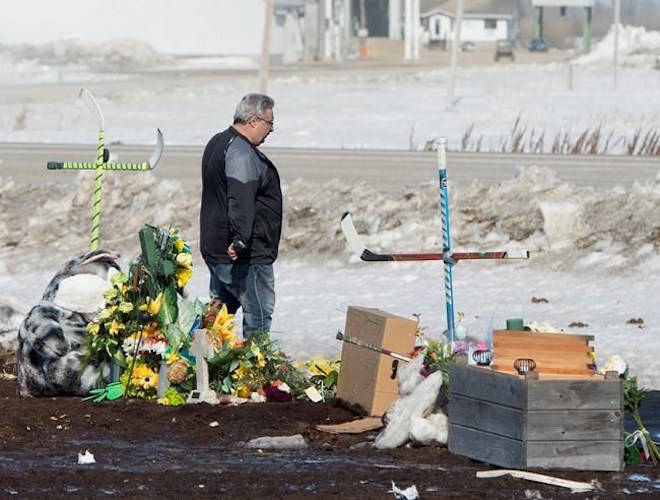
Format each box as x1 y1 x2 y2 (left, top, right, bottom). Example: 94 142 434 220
2 29 660 387
1 26 660 151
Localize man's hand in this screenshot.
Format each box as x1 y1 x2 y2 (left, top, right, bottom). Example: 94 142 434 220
227 243 238 261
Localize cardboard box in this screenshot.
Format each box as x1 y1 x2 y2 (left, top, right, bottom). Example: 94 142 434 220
448 364 623 471
336 306 417 416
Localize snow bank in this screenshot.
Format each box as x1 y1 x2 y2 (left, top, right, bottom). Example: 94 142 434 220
2 166 660 276
575 24 660 68
3 38 173 71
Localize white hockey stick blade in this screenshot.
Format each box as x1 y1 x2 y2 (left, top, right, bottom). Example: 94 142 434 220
79 87 105 130
148 128 165 168
341 212 367 258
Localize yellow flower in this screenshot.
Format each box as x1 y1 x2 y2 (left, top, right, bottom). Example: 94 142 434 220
176 267 192 289
176 252 192 269
219 325 237 348
309 358 339 377
147 293 163 315
165 350 181 365
118 301 134 313
256 352 266 368
237 385 251 398
131 364 158 391
212 304 234 331
109 319 126 336
173 237 185 253
232 363 248 380
86 323 100 336
251 346 266 368
98 306 117 321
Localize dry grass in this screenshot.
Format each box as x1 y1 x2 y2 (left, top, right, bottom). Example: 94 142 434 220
458 116 660 155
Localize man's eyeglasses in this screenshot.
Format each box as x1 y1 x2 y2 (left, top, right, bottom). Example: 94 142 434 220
256 116 274 129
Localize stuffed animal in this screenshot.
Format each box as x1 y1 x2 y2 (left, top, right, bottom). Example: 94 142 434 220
17 250 120 397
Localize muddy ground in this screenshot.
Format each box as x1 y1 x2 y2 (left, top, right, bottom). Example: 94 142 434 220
1 351 659 499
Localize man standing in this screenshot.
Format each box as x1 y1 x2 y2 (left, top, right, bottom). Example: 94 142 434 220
200 93 282 336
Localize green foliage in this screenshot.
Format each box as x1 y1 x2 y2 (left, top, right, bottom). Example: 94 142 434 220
624 373 646 414
623 371 660 466
83 225 195 394
156 283 178 326
159 387 187 406
207 331 288 396
423 339 454 396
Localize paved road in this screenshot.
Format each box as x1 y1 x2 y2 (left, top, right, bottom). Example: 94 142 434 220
1 142 658 191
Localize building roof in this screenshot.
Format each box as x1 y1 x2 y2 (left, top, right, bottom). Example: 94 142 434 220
421 0 517 16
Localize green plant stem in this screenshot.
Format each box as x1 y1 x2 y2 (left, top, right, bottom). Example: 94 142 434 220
633 411 660 465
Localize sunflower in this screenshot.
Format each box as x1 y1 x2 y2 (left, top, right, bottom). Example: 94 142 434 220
130 364 158 391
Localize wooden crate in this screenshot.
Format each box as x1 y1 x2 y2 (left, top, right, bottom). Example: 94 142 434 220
448 364 623 471
492 330 595 377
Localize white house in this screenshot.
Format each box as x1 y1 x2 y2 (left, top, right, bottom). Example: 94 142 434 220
421 3 516 44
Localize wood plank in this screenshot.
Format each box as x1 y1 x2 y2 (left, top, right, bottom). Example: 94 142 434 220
527 410 622 441
494 337 592 350
450 364 525 409
494 330 594 343
493 329 596 376
449 394 524 440
492 365 594 377
449 423 525 469
527 379 622 410
493 360 593 372
527 440 623 471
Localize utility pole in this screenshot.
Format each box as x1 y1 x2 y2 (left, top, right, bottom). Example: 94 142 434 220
358 0 368 58
259 0 275 93
404 0 412 61
324 0 333 61
446 0 464 110
412 0 420 61
613 0 621 87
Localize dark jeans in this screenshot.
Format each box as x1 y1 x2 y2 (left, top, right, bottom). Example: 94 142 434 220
206 262 275 336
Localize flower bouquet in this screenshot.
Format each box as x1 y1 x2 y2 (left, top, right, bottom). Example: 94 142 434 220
84 224 203 401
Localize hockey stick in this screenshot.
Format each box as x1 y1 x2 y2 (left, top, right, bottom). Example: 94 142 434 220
437 138 456 341
341 212 530 263
46 129 164 171
46 88 164 250
336 330 412 362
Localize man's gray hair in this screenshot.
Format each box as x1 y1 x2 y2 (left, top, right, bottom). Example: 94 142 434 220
233 93 275 124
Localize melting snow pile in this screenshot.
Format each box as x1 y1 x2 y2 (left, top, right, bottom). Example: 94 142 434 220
575 24 660 68
2 38 173 71
2 166 660 274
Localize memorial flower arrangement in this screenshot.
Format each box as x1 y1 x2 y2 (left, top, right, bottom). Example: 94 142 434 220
204 301 288 398
623 371 660 466
294 357 340 399
84 225 201 400
421 339 454 397
82 226 345 405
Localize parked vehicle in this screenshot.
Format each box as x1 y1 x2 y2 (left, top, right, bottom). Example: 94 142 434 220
528 38 548 52
494 39 514 62
460 41 476 52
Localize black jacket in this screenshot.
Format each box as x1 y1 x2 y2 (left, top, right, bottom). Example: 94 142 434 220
200 127 282 265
